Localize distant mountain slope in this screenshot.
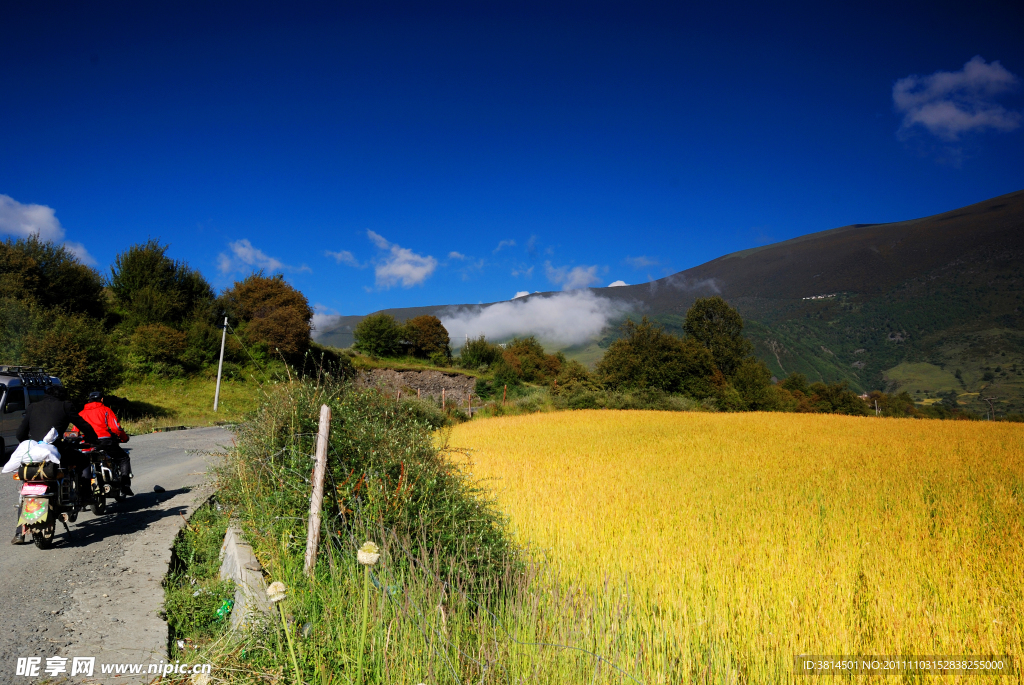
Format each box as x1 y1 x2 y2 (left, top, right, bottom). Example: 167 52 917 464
319 189 1024 415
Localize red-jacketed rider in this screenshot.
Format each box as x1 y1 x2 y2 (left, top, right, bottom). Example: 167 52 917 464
79 391 133 496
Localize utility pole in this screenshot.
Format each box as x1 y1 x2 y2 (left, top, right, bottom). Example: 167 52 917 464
981 396 997 420
213 316 228 411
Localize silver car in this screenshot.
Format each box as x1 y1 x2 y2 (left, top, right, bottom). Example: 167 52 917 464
0 366 63 455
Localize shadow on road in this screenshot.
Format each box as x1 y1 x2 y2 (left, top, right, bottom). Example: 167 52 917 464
54 488 193 549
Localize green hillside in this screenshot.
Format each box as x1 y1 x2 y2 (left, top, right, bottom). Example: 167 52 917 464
318 189 1024 417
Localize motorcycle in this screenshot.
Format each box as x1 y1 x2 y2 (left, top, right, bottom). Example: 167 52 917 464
14 438 122 549
15 460 82 549
77 439 128 513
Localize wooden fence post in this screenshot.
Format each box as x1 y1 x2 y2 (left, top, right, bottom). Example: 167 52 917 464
304 404 332 578
442 387 446 411
503 385 507 406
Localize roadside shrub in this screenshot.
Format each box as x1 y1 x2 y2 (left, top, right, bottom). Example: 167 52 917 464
219 379 517 591
163 502 234 643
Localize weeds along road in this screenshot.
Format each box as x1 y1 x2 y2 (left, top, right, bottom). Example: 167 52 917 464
0 427 233 685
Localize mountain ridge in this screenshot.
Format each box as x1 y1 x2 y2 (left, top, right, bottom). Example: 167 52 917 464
318 189 1024 415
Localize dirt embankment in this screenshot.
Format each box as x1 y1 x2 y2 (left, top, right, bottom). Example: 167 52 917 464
355 369 476 404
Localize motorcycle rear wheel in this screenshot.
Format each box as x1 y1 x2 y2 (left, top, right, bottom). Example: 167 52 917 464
91 499 107 515
32 530 53 550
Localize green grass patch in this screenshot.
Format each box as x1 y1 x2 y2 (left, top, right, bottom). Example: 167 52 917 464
113 377 260 434
163 501 235 651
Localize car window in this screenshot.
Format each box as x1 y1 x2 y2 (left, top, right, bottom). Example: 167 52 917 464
3 388 26 414
27 387 47 404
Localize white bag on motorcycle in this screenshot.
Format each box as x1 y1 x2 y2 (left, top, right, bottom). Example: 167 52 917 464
2 428 62 473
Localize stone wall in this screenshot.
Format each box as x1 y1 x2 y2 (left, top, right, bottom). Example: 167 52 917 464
354 368 477 404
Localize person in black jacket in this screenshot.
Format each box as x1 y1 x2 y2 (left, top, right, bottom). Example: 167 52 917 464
11 385 98 545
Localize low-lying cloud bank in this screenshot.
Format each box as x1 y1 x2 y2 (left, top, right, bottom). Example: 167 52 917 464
442 290 631 349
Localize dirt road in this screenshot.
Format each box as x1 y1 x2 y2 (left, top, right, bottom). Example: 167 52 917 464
0 427 233 684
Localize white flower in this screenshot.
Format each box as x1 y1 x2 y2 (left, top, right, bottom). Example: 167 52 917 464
266 581 288 603
191 673 211 685
357 541 380 566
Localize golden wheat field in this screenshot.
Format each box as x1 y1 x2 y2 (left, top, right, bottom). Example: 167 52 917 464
448 410 1024 682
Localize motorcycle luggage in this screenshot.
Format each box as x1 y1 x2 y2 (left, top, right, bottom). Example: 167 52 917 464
19 463 64 481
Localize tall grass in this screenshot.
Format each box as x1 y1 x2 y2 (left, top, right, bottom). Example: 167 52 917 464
450 410 1024 683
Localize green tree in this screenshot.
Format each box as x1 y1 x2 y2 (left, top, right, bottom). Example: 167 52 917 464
0 236 106 319
780 372 811 396
22 311 121 398
220 272 314 360
353 313 403 358
808 381 869 415
730 357 780 410
551 359 602 395
403 315 451 359
683 296 753 378
501 336 562 382
109 240 214 327
459 335 503 369
597 317 715 397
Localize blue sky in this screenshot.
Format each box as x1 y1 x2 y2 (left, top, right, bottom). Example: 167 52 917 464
2 1 1022 330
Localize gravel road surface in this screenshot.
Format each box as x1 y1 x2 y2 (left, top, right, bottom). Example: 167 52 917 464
0 427 233 684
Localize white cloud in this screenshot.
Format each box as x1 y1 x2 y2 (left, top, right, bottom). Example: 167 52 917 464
625 255 658 269
219 239 308 274
0 194 96 264
443 290 629 348
545 261 602 290
0 194 63 241
893 56 1022 141
511 264 534 278
325 249 362 267
64 241 97 266
448 251 467 260
311 304 341 339
608 280 628 287
513 291 530 299
366 230 437 289
493 239 516 253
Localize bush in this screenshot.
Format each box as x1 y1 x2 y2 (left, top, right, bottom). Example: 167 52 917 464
219 379 517 590
458 335 503 370
352 313 403 358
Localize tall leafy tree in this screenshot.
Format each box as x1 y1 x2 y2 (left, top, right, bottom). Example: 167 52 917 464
220 272 314 359
403 315 451 359
353 313 403 358
0 236 105 319
683 296 753 377
109 239 214 327
597 317 715 396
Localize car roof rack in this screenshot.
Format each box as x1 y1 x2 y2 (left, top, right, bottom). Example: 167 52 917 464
0 366 56 386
